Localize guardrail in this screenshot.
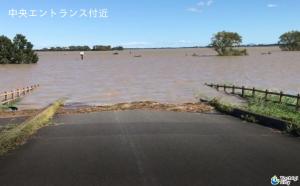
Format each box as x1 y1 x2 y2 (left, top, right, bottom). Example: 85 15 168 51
205 83 300 110
0 84 39 105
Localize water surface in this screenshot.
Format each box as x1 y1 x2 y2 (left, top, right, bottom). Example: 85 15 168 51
1 47 300 109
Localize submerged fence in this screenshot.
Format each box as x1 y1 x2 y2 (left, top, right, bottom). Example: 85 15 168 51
0 84 39 105
205 83 300 110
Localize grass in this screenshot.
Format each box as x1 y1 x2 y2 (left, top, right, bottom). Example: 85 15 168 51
209 90 300 135
0 99 20 111
209 98 234 113
246 97 300 133
243 90 298 105
0 100 64 155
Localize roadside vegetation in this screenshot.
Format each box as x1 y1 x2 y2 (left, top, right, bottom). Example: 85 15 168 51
279 31 300 51
0 100 19 111
210 31 247 56
0 100 63 155
247 97 300 131
0 34 38 64
243 91 300 129
209 90 300 135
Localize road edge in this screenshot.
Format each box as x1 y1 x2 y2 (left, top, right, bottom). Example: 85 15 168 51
0 100 64 156
208 99 300 136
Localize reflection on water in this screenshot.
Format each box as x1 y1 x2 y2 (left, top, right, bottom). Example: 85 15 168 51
1 47 300 109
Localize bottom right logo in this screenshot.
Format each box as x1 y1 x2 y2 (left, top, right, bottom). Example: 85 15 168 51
271 175 299 186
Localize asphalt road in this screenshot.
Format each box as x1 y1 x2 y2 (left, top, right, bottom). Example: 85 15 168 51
0 116 28 131
0 111 299 186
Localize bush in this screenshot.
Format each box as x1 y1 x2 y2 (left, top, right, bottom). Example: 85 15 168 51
0 35 14 64
279 31 300 51
210 31 247 56
0 34 38 64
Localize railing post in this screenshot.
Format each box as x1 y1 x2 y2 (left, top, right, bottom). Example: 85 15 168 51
265 89 268 101
242 86 245 97
216 85 219 91
279 91 283 103
252 87 255 97
11 90 14 100
17 89 20 97
296 94 300 110
232 85 235 94
224 84 226 92
4 91 7 101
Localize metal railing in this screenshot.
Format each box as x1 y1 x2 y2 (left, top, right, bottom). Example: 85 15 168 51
205 83 300 109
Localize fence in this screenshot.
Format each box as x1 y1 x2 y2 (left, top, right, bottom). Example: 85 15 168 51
205 83 300 110
0 84 39 105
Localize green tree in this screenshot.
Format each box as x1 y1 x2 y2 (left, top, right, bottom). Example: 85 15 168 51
210 31 247 56
279 31 300 51
12 34 38 64
0 35 13 64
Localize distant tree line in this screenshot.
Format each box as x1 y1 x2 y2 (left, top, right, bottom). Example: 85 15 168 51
0 34 38 64
39 45 124 51
1 31 299 63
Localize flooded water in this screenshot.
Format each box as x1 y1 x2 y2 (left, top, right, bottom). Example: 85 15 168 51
1 47 300 109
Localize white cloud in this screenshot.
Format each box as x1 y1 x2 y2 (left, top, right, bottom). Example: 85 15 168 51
187 7 202 12
197 1 205 6
178 40 194 44
187 0 214 13
207 0 214 6
267 4 278 8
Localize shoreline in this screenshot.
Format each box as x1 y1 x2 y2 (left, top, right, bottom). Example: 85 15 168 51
0 101 213 119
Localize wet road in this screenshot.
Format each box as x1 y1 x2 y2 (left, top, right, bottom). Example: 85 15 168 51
0 111 299 186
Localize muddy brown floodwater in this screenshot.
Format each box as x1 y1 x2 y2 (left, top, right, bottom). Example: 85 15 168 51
0 47 300 109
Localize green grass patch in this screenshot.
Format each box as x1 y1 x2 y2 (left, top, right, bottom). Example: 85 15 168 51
0 100 64 155
209 95 300 135
246 97 300 133
209 98 234 113
243 91 298 106
0 99 20 111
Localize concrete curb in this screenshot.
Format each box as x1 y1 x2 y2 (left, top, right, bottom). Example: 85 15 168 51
0 100 64 155
223 108 287 130
216 107 300 136
202 97 300 136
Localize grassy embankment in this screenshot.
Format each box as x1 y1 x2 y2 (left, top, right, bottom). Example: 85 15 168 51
0 99 20 111
0 100 64 155
210 90 300 135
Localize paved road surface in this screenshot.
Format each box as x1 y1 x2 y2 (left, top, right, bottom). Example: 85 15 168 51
0 116 28 131
0 111 299 186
